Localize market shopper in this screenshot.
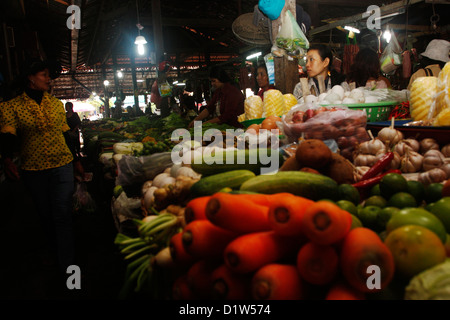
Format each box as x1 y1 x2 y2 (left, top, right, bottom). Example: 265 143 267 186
0 58 80 273
188 66 245 128
256 63 276 101
65 101 82 158
346 47 391 89
407 39 450 90
293 44 346 99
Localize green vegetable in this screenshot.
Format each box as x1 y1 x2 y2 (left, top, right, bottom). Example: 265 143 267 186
405 258 450 300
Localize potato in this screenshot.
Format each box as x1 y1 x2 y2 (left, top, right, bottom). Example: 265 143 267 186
320 153 355 184
295 139 332 169
300 167 320 174
279 155 303 171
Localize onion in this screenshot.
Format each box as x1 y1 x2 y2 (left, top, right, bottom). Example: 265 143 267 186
176 166 201 179
143 186 158 209
141 180 153 195
152 173 176 188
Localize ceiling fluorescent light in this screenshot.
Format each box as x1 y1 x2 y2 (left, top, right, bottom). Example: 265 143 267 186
344 26 360 33
374 8 405 21
246 52 262 60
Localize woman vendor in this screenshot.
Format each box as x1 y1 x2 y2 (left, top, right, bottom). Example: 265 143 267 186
188 66 244 128
293 44 345 100
256 63 276 101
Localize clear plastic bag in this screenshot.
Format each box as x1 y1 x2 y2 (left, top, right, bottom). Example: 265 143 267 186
380 28 403 75
111 192 142 230
73 182 96 214
275 10 309 57
158 80 172 97
115 152 173 187
280 104 369 160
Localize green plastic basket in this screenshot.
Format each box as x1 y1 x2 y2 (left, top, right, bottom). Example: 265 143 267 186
240 117 265 128
346 101 397 122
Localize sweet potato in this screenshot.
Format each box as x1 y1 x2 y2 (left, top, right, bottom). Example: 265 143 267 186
279 155 303 171
320 152 355 184
295 139 332 169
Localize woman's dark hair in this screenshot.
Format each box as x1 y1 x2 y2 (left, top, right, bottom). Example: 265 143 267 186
415 56 446 72
346 48 381 87
209 66 232 83
307 44 333 69
65 102 73 109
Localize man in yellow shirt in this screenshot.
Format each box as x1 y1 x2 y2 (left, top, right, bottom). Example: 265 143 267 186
0 58 78 273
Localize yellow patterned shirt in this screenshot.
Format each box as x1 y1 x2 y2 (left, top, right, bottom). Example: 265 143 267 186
0 91 73 170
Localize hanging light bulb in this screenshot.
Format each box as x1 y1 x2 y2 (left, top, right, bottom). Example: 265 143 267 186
117 70 123 78
383 26 391 43
134 0 147 56
136 42 145 55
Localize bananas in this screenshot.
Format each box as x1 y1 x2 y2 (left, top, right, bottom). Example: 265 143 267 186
115 212 182 296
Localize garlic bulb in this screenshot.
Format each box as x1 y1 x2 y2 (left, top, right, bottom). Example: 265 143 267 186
176 166 202 179
358 138 386 155
441 144 450 157
394 139 420 156
377 127 404 147
141 180 153 195
143 186 158 209
354 166 371 181
441 163 450 179
418 168 447 186
354 154 377 167
400 150 423 173
152 173 176 188
422 150 445 172
389 151 401 170
419 138 439 154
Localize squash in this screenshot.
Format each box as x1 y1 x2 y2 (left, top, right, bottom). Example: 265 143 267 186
190 170 255 197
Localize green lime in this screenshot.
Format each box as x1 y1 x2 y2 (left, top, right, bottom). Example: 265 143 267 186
364 195 388 208
377 206 400 230
379 173 408 199
407 180 426 204
370 184 381 196
428 197 450 234
359 205 382 229
350 214 363 229
336 200 358 216
387 192 418 209
426 202 436 212
425 183 444 204
337 183 360 205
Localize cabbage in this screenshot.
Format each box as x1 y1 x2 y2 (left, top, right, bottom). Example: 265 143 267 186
405 258 450 300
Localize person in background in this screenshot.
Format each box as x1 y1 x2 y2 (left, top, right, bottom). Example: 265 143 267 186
65 101 82 159
293 44 346 100
256 63 276 101
0 58 81 274
407 39 450 90
346 47 391 89
188 66 244 128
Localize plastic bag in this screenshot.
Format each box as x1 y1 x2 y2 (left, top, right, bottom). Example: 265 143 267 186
73 182 96 214
275 10 309 56
158 80 172 97
258 0 284 20
115 152 173 187
280 104 369 159
380 28 403 75
111 192 142 230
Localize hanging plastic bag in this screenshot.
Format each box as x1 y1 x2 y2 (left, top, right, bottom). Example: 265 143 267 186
275 10 309 57
380 28 403 75
73 182 96 214
258 0 285 20
158 80 172 97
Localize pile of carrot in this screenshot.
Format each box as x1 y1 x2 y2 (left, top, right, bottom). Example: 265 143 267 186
164 192 395 300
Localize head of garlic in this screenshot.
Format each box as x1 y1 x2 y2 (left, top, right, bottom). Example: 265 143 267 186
442 144 450 157
422 149 446 172
400 150 423 173
393 139 420 157
418 168 447 186
377 127 404 148
357 138 386 155
419 138 439 154
354 153 377 167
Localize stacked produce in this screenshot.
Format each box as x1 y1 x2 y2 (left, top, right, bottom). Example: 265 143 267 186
238 90 298 121
409 61 450 125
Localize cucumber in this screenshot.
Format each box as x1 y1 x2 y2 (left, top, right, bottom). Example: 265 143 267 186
239 171 339 201
190 170 256 197
190 148 284 176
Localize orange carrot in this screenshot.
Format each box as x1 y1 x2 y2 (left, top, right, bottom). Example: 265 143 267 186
224 231 304 274
251 263 304 300
296 242 339 285
172 274 198 300
205 192 272 234
268 195 315 236
211 264 252 300
184 196 211 224
169 232 197 268
182 219 239 259
325 281 365 300
340 227 395 293
300 201 352 245
186 259 221 299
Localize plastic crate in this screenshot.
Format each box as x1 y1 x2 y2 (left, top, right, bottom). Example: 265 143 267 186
346 101 397 122
240 117 265 128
